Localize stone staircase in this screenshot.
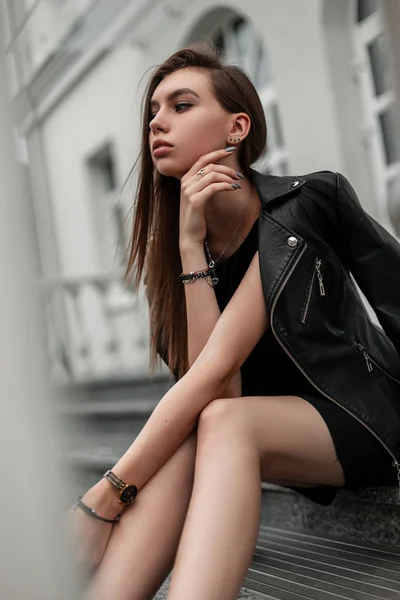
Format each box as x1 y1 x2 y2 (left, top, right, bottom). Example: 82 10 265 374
57 373 172 505
59 376 400 598
243 525 400 599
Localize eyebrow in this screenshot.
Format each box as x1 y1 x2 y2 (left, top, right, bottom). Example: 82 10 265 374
150 88 200 108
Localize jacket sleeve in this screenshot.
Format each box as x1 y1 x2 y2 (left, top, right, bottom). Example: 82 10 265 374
335 172 400 356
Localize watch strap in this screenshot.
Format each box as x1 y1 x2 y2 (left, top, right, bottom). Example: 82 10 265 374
103 469 126 491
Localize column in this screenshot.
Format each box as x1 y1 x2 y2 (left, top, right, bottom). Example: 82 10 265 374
0 10 81 599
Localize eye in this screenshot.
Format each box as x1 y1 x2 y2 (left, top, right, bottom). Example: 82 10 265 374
175 102 192 113
148 102 193 124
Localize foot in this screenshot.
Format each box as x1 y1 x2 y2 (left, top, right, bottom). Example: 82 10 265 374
65 479 124 572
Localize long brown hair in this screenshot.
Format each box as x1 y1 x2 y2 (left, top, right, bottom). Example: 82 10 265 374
123 40 267 380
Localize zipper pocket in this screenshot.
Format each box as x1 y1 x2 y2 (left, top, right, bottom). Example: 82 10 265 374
353 340 400 384
301 257 325 324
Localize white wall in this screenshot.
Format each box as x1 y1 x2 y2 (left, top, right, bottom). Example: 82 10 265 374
41 43 143 276
321 0 377 216
39 42 150 377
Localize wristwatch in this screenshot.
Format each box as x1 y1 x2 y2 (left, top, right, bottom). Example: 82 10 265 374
103 470 138 505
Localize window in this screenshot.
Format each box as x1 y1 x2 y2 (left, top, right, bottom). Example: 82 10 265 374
212 15 288 176
353 2 400 236
87 143 127 269
367 34 391 96
269 103 284 149
387 176 400 235
88 145 116 193
379 106 400 166
357 0 377 23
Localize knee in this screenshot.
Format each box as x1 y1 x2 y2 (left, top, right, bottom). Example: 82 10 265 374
197 397 242 434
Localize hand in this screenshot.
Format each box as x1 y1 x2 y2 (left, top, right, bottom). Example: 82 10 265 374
65 480 124 573
179 148 242 248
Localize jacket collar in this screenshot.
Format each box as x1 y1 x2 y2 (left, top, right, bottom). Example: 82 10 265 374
250 168 306 207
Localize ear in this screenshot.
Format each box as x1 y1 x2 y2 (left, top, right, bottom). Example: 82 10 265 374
227 113 251 143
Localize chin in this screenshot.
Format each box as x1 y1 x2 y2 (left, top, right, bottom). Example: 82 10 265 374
154 159 188 180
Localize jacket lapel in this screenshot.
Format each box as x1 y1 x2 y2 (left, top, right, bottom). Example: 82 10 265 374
251 168 307 309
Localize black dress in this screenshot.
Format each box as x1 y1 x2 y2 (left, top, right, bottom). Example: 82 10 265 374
212 216 398 505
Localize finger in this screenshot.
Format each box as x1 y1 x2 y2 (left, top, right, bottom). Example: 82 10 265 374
192 163 242 182
189 181 242 208
186 172 241 199
185 147 237 179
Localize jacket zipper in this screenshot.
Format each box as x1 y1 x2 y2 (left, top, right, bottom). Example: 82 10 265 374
269 245 400 499
353 340 400 384
301 258 325 324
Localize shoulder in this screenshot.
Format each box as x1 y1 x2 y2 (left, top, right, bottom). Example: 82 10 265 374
299 170 338 199
251 168 358 218
251 167 342 206
296 171 363 230
299 170 360 204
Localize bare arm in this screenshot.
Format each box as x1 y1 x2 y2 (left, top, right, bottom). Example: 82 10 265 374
175 146 244 395
114 252 268 490
181 242 242 397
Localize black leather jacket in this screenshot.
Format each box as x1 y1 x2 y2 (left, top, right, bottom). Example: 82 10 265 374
251 168 400 482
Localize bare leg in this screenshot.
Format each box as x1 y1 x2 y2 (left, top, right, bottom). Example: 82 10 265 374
84 431 197 600
167 395 345 600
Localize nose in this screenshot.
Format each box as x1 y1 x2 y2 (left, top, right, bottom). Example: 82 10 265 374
149 110 169 135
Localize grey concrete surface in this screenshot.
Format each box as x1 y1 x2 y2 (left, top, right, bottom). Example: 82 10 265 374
154 575 266 599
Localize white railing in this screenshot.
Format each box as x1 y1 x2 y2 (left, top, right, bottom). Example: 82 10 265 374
37 269 159 384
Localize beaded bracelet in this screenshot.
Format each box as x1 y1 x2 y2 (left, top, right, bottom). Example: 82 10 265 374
178 267 213 283
183 276 214 286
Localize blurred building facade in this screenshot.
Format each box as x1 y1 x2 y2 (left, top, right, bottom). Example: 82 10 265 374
2 0 400 385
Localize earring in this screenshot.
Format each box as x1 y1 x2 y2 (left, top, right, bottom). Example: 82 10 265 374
228 137 241 143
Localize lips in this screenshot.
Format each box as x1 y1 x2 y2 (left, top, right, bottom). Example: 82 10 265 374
152 139 173 152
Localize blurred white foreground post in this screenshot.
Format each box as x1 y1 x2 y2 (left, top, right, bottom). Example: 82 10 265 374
0 13 82 600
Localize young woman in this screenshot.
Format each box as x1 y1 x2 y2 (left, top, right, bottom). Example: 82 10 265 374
69 42 400 600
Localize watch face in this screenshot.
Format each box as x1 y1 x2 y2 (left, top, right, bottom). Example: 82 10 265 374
120 485 138 504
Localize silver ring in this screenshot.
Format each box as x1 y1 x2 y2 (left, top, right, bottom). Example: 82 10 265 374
196 168 206 177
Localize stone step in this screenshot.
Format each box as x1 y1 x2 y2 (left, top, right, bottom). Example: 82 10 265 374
154 526 400 599
63 442 137 504
57 384 166 493
55 373 172 406
60 419 150 466
154 573 276 599
243 526 400 599
261 484 400 548
58 398 159 417
60 404 154 437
